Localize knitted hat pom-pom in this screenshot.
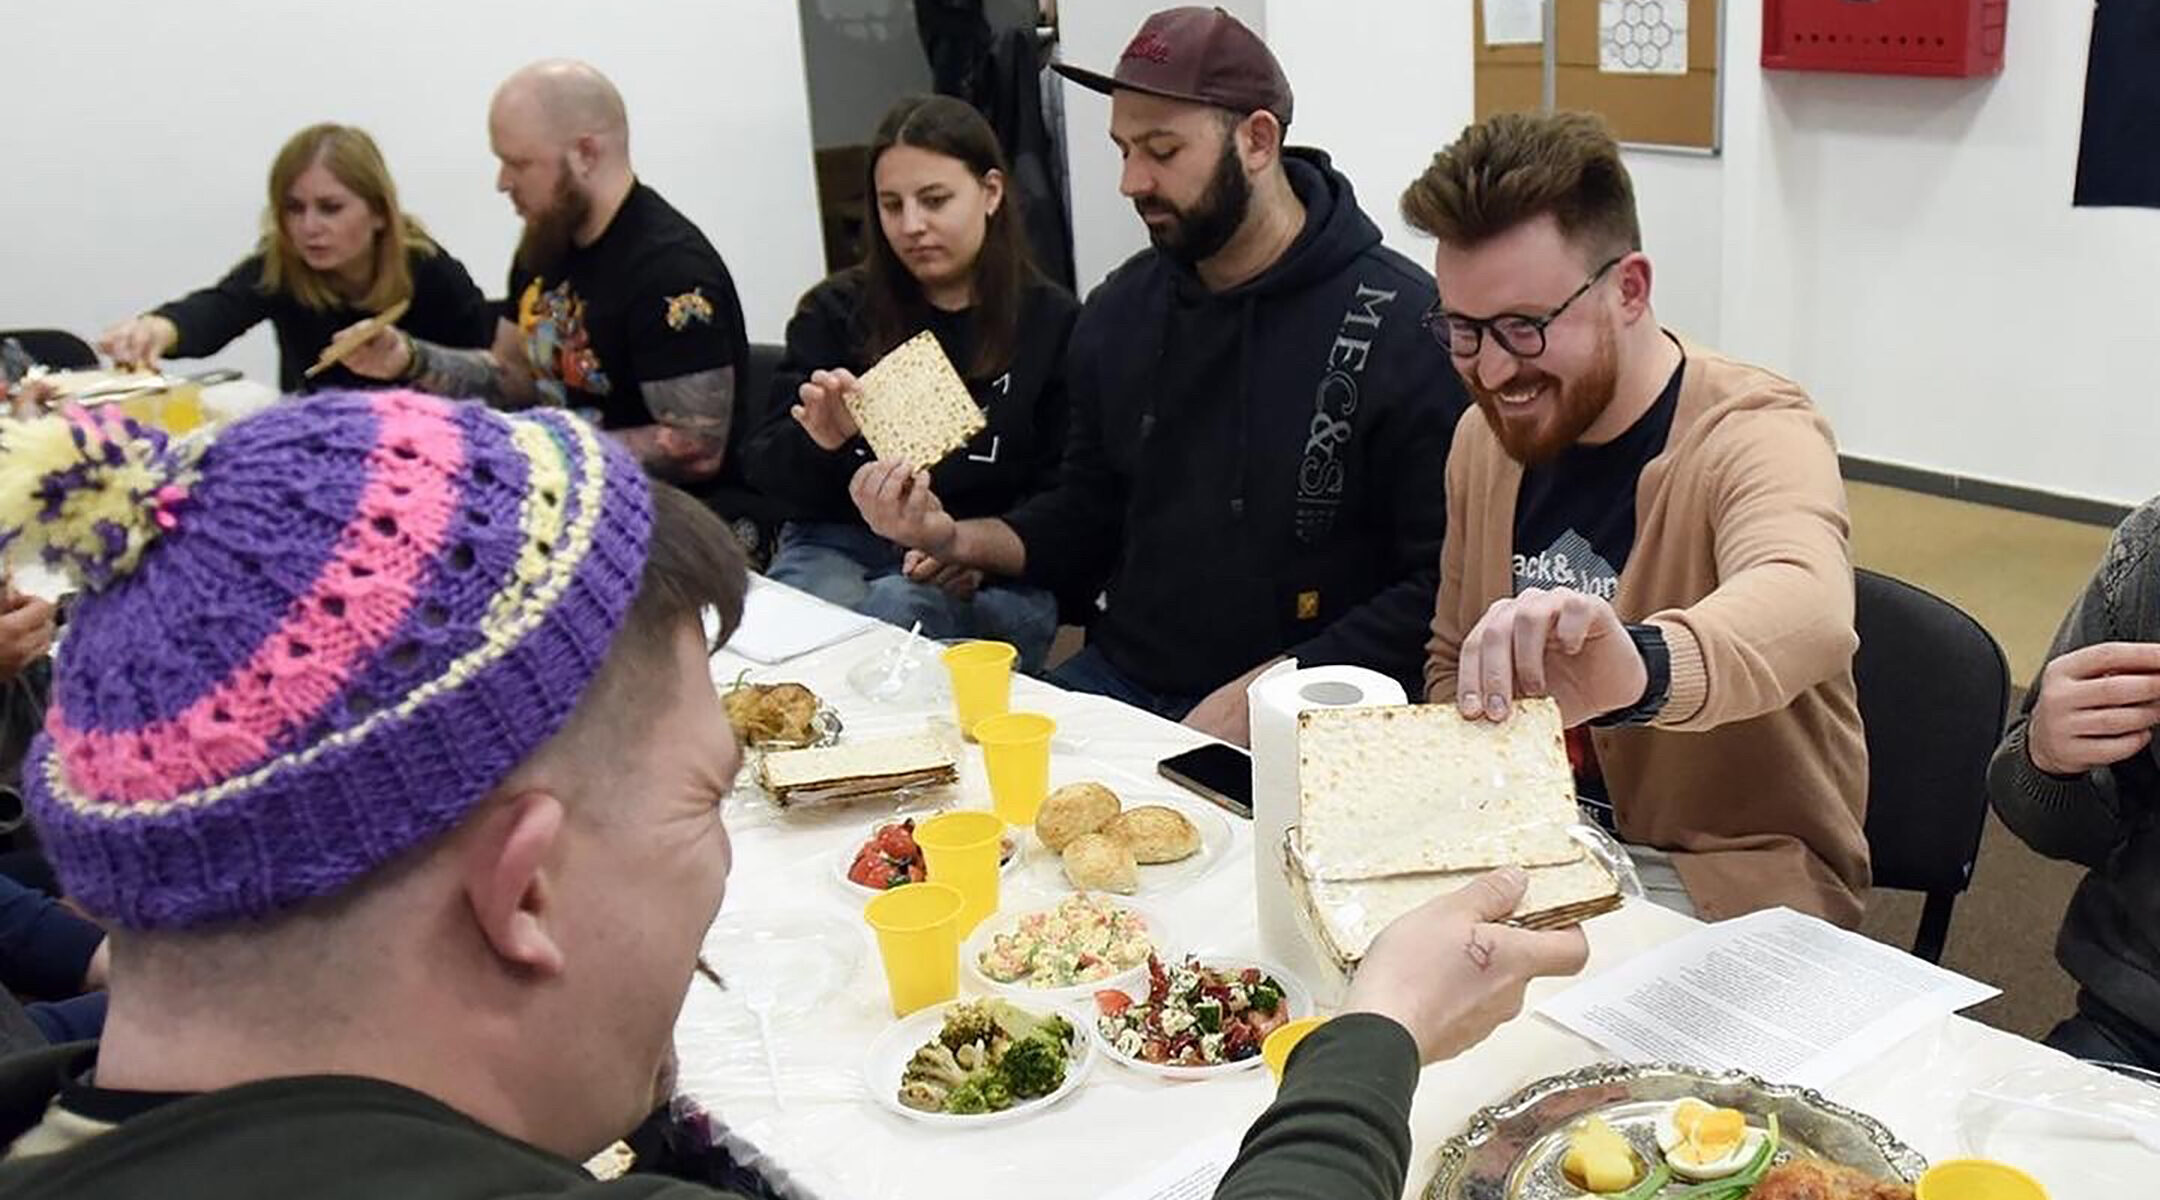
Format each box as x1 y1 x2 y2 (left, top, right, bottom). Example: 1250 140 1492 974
0 405 198 590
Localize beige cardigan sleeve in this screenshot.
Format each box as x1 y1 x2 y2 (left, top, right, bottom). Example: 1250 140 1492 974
1647 403 1858 731
1422 424 1477 704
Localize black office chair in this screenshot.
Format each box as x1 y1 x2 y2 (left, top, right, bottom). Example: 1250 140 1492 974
0 329 98 370
1852 567 2010 963
695 342 796 570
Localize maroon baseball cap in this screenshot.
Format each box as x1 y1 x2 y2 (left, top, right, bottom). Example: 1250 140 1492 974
1053 6 1293 127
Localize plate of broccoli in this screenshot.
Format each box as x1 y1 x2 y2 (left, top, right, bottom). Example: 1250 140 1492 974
866 997 1094 1127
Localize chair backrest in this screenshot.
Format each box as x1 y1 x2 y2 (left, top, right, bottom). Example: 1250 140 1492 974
0 329 97 371
1852 568 2010 897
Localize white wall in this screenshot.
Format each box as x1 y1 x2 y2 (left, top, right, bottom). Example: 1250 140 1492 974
1717 1 2160 507
0 0 824 385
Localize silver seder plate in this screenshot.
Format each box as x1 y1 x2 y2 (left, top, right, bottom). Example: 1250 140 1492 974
1423 1062 1927 1200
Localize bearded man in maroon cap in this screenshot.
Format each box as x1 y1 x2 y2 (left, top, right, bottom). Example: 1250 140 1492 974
853 6 1468 746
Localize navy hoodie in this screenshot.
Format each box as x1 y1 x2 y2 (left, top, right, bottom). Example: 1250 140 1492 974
1005 149 1466 697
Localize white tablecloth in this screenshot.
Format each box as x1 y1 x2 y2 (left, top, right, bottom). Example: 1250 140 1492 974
681 596 2143 1200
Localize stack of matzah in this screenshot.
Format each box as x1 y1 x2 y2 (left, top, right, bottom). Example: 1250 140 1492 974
1286 699 1621 969
757 732 959 808
845 330 986 466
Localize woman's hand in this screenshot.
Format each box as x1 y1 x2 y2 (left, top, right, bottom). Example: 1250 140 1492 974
96 316 178 370
793 368 863 451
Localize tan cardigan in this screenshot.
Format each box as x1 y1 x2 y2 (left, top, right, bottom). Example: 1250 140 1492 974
1424 337 1870 926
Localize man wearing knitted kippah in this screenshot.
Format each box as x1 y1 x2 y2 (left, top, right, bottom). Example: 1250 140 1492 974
0 392 1582 1199
0 390 761 1192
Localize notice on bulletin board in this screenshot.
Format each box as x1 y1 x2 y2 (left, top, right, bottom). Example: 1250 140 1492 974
1484 0 1545 46
1599 0 1687 75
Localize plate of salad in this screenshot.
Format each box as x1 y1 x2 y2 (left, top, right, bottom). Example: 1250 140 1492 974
1089 953 1312 1080
865 996 1094 1128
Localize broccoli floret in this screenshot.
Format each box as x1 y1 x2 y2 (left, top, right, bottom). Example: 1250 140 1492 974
942 1073 1014 1114
938 1001 1000 1051
996 1032 1071 1099
904 1042 972 1091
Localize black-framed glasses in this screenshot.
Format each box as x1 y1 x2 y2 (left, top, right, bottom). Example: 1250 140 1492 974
1422 255 1625 360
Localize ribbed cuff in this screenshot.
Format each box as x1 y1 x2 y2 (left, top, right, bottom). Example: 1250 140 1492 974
1650 619 1707 726
2009 723 2113 817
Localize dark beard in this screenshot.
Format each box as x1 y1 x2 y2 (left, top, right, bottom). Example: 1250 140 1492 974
1466 318 1619 467
1136 135 1252 265
515 172 592 277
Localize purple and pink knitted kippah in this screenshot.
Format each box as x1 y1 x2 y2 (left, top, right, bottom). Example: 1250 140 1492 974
21 390 652 929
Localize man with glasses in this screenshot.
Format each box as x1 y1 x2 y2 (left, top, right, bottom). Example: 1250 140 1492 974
852 7 1464 742
1404 112 1870 926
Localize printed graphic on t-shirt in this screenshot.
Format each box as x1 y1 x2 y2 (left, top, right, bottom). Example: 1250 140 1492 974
1513 528 1619 600
518 278 610 400
664 288 714 331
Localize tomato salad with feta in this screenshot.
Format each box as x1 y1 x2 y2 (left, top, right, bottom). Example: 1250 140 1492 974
1094 955 1293 1068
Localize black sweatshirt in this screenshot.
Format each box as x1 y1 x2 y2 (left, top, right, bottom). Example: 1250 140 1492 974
152 244 496 394
1003 149 1467 697
0 1015 1418 1199
741 270 1079 526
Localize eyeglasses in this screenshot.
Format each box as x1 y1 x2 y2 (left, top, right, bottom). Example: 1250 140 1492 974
1422 255 1625 360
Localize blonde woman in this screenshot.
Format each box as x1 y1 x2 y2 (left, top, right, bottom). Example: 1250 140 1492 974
98 123 493 392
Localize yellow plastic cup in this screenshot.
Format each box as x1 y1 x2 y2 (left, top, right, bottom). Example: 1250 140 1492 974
862 882 965 1017
974 711 1056 826
1262 1016 1329 1082
1915 1160 2049 1200
942 640 1016 739
913 810 1004 936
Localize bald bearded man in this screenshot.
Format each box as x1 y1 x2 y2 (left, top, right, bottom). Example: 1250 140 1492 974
344 60 749 485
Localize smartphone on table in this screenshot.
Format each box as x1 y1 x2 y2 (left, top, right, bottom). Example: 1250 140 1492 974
1157 743 1253 819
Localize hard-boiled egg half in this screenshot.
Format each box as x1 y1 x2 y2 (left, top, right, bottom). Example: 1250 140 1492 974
1654 1099 1766 1181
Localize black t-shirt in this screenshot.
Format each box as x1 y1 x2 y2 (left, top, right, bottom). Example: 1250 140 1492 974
1512 351 1682 817
154 245 495 394
1512 356 1683 604
505 181 748 432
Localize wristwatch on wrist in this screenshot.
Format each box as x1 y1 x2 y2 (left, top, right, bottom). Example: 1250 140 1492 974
1589 623 1671 729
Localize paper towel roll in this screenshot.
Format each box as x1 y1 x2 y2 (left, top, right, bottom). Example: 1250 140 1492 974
1246 662 1408 1001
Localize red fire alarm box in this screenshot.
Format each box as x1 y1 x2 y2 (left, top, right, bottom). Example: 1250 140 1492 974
1763 0 2008 77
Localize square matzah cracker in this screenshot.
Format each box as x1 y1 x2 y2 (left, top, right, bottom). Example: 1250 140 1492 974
846 330 986 466
1291 850 1619 967
1296 699 1582 880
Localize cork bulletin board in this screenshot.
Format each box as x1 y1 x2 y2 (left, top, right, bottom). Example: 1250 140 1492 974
1473 0 1723 154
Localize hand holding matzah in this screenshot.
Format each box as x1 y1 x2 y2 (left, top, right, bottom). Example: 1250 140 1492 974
852 459 957 555
1457 587 1648 727
1287 699 1624 962
792 368 864 451
1342 866 1588 1064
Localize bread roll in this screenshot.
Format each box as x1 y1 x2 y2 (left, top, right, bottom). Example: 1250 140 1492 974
1035 781 1121 852
1102 805 1201 864
1061 832 1138 894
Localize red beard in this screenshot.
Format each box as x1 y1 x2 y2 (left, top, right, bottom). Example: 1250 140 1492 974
1464 319 1620 466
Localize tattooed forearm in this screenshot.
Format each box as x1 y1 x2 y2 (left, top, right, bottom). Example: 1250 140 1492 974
614 423 726 482
616 367 736 481
406 334 538 409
